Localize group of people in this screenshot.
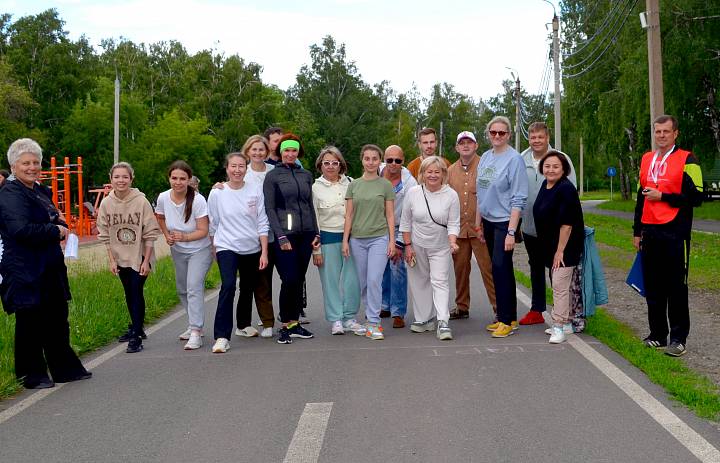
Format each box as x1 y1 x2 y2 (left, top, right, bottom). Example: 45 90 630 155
0 112 702 389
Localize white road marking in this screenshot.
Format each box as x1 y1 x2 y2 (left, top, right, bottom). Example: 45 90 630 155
0 289 219 426
283 402 333 463
516 288 720 462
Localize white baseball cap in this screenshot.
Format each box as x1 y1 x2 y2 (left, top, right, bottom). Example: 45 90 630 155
456 131 477 144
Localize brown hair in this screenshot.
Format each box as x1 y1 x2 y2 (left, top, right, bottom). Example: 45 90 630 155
278 133 305 159
360 144 383 159
418 127 437 139
653 114 679 131
538 150 571 179
528 122 549 135
167 160 195 223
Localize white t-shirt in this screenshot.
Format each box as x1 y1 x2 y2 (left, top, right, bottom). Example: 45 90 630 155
155 190 211 253
207 182 269 255
245 163 274 186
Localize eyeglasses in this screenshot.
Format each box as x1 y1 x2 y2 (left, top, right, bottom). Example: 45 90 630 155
385 158 403 164
489 131 508 137
322 160 340 167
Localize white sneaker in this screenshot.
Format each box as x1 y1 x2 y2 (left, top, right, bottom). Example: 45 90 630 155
178 328 204 340
343 319 366 335
545 324 573 335
410 318 436 333
331 321 345 335
235 326 259 337
212 338 230 353
549 325 567 344
184 333 203 350
436 320 453 341
260 327 273 338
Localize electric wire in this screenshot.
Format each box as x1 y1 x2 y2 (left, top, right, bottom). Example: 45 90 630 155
562 0 631 59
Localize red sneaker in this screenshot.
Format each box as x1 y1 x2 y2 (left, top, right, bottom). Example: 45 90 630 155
519 310 545 325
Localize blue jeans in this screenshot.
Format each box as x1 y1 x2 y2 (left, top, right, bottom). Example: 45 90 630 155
381 257 407 317
350 235 389 324
482 219 517 325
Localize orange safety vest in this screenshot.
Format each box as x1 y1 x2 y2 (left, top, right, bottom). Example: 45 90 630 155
639 148 690 225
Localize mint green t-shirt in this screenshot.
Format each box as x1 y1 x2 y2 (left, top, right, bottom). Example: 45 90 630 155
345 177 396 238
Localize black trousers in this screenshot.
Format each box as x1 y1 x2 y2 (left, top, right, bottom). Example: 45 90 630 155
273 232 314 323
641 232 690 344
215 250 260 340
523 233 547 313
14 272 87 387
118 267 148 336
483 219 517 325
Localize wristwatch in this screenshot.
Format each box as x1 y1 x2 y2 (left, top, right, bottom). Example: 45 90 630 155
507 228 516 237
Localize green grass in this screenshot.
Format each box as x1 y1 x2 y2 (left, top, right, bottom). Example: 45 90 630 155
585 309 720 420
580 189 613 200
0 258 220 400
597 198 720 220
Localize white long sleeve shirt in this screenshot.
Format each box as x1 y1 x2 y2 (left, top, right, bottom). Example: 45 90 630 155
399 184 460 249
207 182 269 254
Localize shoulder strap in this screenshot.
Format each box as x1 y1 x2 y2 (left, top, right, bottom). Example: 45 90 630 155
421 185 447 228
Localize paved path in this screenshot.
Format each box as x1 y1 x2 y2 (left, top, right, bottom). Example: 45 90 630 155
582 200 720 234
1 265 719 462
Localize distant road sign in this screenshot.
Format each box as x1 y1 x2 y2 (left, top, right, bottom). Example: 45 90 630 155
607 167 617 177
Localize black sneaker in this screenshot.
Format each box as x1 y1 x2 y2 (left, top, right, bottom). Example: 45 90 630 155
642 337 667 349
288 323 314 339
126 337 144 353
665 341 686 357
277 327 293 344
118 325 147 343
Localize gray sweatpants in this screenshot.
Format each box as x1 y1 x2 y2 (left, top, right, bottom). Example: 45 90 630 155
171 245 214 330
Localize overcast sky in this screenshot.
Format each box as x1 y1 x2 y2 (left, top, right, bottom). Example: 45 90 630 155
3 0 560 101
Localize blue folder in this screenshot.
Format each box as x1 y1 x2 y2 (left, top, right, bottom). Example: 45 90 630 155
626 252 645 297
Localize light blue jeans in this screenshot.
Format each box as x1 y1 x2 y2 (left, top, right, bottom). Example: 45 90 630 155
318 242 361 322
350 235 389 324
381 256 407 317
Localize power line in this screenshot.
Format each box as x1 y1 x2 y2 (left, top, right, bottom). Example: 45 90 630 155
562 0 636 70
562 0 632 59
564 0 639 80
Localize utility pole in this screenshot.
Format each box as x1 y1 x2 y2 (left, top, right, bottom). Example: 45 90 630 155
552 13 562 151
645 0 664 146
514 75 521 151
579 137 584 197
114 77 120 164
439 120 444 157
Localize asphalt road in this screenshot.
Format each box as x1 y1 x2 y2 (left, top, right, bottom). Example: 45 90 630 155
1 263 719 463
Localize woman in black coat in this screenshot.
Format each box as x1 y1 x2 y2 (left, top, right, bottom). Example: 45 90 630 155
0 138 91 389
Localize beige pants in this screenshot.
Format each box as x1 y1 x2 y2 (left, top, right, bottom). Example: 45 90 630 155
407 245 452 323
550 266 575 325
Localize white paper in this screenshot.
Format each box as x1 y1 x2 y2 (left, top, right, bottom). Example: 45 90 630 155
64 233 79 260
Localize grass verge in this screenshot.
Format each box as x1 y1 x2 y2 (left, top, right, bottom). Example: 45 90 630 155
0 257 220 400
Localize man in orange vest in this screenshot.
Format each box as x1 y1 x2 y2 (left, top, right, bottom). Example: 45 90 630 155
633 115 703 357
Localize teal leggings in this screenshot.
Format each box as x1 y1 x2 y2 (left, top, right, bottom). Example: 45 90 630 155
318 241 361 322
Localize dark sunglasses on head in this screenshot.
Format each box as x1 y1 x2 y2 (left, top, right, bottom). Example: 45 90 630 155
385 158 403 164
322 160 340 167
489 130 508 137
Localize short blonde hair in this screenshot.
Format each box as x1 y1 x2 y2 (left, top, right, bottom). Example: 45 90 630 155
418 156 448 185
315 146 348 175
486 115 512 135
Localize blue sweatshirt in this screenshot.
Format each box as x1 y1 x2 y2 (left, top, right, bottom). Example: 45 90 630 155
476 147 528 222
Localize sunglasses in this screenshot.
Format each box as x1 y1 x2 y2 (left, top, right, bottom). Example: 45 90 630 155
489 130 508 137
385 158 403 164
322 160 340 167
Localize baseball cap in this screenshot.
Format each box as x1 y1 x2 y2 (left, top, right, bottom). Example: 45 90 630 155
456 131 477 144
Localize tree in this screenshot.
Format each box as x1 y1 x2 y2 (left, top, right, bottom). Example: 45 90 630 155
0 57 42 163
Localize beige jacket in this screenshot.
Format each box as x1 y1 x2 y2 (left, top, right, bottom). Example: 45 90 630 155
312 175 352 233
97 188 161 272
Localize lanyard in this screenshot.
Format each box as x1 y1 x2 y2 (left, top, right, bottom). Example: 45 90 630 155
649 145 674 186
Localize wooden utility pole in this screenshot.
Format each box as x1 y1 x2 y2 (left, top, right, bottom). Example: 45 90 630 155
646 0 664 145
552 14 562 151
579 137 584 197
114 77 120 164
515 75 521 152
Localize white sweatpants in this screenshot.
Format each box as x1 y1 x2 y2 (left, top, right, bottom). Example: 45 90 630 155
407 245 452 323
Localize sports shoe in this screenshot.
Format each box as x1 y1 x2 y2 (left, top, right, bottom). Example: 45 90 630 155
380 309 391 318
119 325 147 342
179 328 204 340
491 322 515 338
184 333 203 350
331 320 345 335
392 316 405 328
260 327 273 338
235 326 259 337
485 320 518 332
410 319 436 333
545 324 573 335
449 308 469 320
299 310 310 324
126 336 144 353
288 323 314 339
277 327 292 344
548 325 567 344
519 310 545 325
365 323 384 340
665 342 686 357
212 338 230 353
436 320 453 341
642 337 667 349
343 319 366 335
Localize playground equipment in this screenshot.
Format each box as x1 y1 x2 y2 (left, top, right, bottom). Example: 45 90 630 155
40 157 109 238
